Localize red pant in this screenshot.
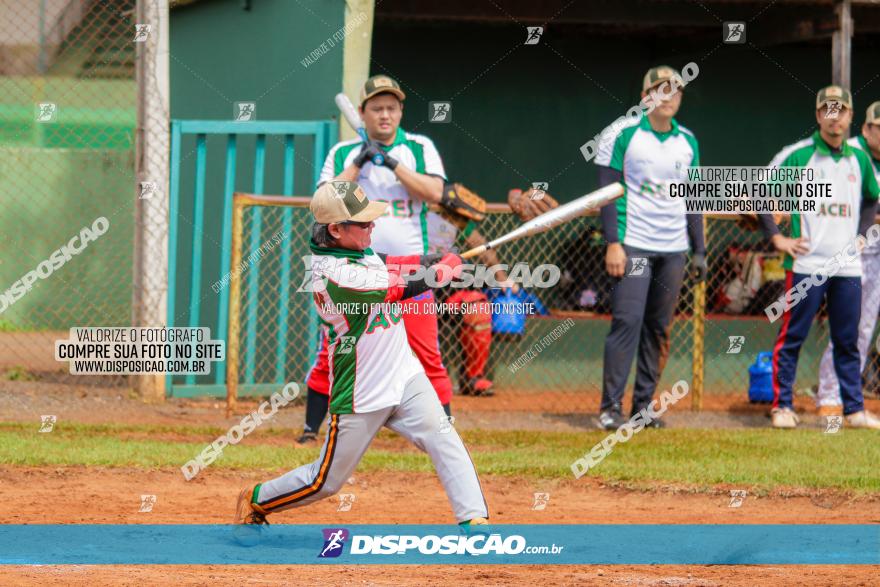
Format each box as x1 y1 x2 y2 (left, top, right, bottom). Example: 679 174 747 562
306 290 453 405
446 290 492 379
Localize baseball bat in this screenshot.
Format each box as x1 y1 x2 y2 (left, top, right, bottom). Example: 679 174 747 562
334 93 384 166
460 182 625 260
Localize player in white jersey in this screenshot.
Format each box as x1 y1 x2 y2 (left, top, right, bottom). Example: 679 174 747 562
756 87 880 429
594 65 706 430
812 101 880 415
294 184 561 445
233 181 488 538
320 75 455 408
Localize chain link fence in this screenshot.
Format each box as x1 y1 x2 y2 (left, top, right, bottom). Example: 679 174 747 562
0 0 167 391
4 1 876 408
229 199 880 408
703 215 880 400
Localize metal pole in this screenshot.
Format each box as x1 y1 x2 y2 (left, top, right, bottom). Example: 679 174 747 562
133 0 170 402
341 0 375 142
832 0 852 90
226 197 245 416
691 217 707 411
38 0 47 74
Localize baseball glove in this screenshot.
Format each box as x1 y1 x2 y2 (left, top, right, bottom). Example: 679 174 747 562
507 187 559 221
440 182 486 222
427 203 470 231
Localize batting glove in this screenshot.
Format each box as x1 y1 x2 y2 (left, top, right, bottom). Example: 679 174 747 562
353 141 382 168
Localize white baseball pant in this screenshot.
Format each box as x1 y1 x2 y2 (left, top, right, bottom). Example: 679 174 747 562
252 372 488 523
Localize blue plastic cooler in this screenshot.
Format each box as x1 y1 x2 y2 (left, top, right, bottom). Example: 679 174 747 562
748 351 774 403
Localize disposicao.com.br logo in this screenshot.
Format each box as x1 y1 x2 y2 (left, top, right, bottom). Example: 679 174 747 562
317 529 563 557
318 528 349 558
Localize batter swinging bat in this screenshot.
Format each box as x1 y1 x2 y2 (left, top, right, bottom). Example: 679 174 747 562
334 92 385 166
460 182 625 260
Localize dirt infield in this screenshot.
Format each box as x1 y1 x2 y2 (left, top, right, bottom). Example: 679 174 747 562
1 466 878 586
2 383 878 585
4 563 876 586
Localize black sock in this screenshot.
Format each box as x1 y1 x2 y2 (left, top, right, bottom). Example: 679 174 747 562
442 403 451 417
304 387 330 434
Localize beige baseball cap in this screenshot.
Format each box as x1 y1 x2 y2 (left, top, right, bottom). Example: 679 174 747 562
642 65 684 91
866 101 880 124
816 85 852 110
310 180 387 224
359 75 406 107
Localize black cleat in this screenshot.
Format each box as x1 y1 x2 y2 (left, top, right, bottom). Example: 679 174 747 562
598 410 626 430
296 431 318 444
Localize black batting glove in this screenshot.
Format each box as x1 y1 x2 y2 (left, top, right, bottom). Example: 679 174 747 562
381 145 399 171
353 141 382 168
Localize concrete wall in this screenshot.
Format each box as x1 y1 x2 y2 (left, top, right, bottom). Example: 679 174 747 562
0 147 134 330
0 76 135 330
0 0 87 74
0 0 82 43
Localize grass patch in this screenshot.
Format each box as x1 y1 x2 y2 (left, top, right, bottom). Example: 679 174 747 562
0 318 21 333
0 423 878 493
2 366 37 381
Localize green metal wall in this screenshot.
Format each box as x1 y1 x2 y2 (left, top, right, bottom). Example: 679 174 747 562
372 21 880 203
171 0 345 121
169 0 346 344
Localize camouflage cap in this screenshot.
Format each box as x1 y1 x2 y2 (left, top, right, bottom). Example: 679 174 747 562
816 85 852 111
359 75 406 107
642 65 684 92
311 180 387 224
866 101 880 125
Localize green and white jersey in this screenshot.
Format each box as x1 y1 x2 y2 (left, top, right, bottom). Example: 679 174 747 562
850 134 880 255
767 136 812 168
319 128 446 256
309 241 423 414
769 131 880 276
595 116 699 252
424 211 476 254
424 211 458 254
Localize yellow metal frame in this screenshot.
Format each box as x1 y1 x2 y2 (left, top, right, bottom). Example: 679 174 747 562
226 192 312 415
691 215 708 411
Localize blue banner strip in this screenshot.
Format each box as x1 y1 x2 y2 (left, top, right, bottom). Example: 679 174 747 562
0 525 876 565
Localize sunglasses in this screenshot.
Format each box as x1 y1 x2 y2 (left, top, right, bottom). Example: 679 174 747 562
340 220 373 229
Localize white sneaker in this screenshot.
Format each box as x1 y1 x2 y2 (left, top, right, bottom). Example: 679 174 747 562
771 407 799 429
845 410 880 430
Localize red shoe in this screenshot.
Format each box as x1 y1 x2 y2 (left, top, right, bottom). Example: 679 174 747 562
461 376 494 397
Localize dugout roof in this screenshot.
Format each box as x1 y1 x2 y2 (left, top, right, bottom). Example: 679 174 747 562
376 0 880 43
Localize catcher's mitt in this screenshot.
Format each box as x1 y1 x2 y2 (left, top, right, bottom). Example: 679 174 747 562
440 182 486 222
507 187 559 221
